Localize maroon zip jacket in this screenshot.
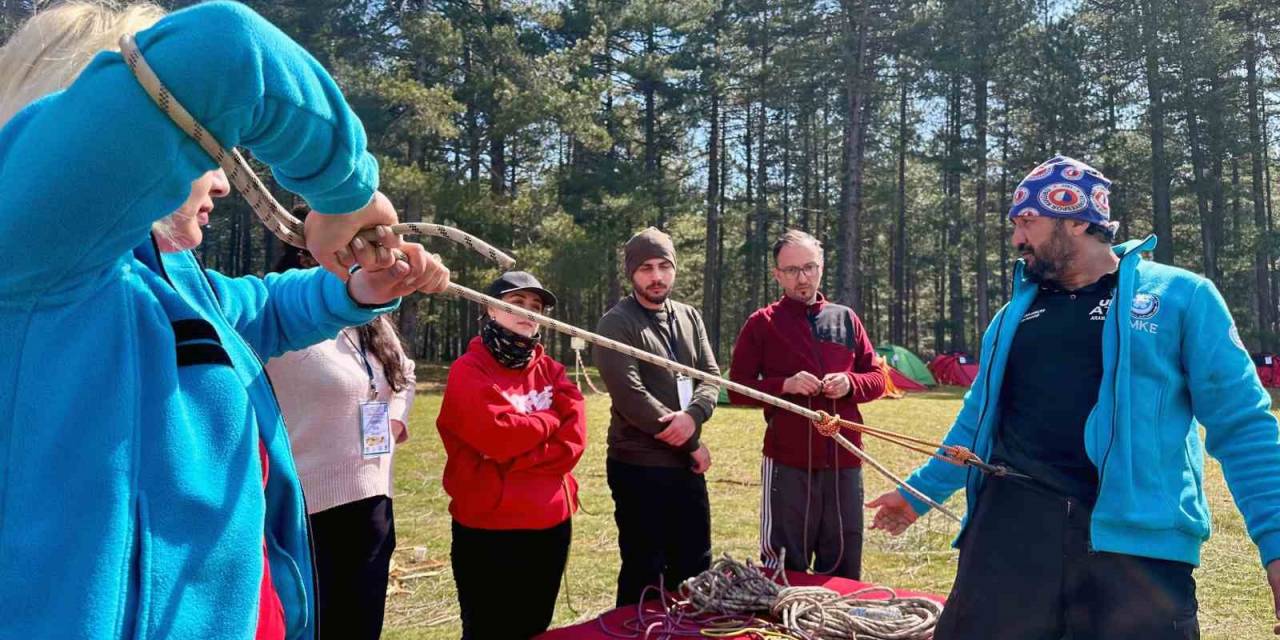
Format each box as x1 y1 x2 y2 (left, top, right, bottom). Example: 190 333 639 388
728 294 886 469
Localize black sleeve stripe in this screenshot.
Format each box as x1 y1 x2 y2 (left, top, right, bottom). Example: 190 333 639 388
844 309 857 350
176 342 234 368
171 318 222 345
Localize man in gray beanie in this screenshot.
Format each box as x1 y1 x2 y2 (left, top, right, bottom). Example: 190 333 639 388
595 226 721 607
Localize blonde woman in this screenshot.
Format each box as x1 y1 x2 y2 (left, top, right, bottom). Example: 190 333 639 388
0 2 447 638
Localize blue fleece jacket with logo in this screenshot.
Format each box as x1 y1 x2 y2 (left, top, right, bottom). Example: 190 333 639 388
0 2 394 637
901 236 1280 567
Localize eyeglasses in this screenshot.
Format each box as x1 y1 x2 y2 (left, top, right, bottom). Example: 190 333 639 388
777 263 821 279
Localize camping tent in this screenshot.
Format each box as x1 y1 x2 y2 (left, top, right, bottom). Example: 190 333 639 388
929 353 979 387
881 361 925 399
890 368 931 391
1254 353 1280 388
879 359 927 398
876 344 937 387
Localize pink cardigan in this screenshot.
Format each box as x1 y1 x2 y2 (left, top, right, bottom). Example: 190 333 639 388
267 328 416 514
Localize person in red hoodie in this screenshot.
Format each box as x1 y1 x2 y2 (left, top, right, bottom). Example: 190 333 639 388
436 272 587 639
728 229 886 580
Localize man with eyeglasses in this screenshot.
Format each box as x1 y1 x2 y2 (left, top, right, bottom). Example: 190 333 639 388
727 229 886 580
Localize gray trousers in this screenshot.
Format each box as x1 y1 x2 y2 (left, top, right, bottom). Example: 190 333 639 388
759 456 864 580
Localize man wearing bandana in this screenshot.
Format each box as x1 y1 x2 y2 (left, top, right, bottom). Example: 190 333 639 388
596 227 722 607
436 272 587 639
868 155 1280 638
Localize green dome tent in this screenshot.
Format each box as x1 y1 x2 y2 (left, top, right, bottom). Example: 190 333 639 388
875 344 936 387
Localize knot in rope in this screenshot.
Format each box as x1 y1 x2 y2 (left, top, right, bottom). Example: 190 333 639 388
944 445 978 464
812 410 841 437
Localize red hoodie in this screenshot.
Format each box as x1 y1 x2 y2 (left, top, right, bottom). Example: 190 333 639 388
437 336 587 530
728 294 885 469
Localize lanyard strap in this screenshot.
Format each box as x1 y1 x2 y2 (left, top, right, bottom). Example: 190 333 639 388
640 298 680 362
341 328 378 398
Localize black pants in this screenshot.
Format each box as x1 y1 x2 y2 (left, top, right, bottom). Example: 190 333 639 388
760 457 864 579
451 518 572 640
310 495 396 640
936 478 1199 640
606 458 712 607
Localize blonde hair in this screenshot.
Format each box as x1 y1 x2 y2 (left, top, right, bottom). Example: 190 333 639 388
0 1 165 128
0 2 198 243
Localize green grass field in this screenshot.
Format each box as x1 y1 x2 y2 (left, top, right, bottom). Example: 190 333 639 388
381 376 1278 639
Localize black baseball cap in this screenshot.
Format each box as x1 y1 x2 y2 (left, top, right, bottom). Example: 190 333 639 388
485 271 557 309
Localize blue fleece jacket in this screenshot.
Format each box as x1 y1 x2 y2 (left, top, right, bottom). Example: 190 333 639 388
0 3 393 637
902 236 1280 568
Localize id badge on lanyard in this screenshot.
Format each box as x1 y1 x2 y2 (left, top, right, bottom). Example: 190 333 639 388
360 400 392 458
345 328 392 458
652 309 691 410
676 374 694 411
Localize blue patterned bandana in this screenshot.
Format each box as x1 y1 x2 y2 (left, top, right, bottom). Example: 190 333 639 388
1008 155 1117 233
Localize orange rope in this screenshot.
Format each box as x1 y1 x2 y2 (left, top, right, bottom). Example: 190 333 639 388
813 411 990 470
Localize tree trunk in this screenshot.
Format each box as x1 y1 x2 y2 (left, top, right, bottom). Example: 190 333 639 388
239 205 254 275
935 229 946 353
946 79 967 353
998 108 1011 304
782 106 792 229
1104 77 1128 242
801 104 813 231
489 133 506 196
1183 77 1216 280
909 264 919 353
703 67 722 350
752 9 771 307
396 198 424 351
973 58 991 333
755 98 769 303
1208 72 1227 259
717 105 728 353
1232 156 1243 235
892 62 908 345
744 104 757 313
464 43 481 184
837 0 870 310
1247 24 1274 350
1142 0 1173 263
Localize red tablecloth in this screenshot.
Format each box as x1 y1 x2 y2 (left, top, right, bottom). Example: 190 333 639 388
535 570 945 639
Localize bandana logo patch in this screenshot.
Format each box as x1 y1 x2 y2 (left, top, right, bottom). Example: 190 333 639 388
1013 186 1029 205
1026 163 1055 180
1091 185 1111 216
1039 183 1087 213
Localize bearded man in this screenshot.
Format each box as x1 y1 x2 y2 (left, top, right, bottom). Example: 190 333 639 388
869 155 1280 639
595 227 721 607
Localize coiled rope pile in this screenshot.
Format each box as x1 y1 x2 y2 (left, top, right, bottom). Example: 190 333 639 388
597 554 941 639
679 555 942 640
